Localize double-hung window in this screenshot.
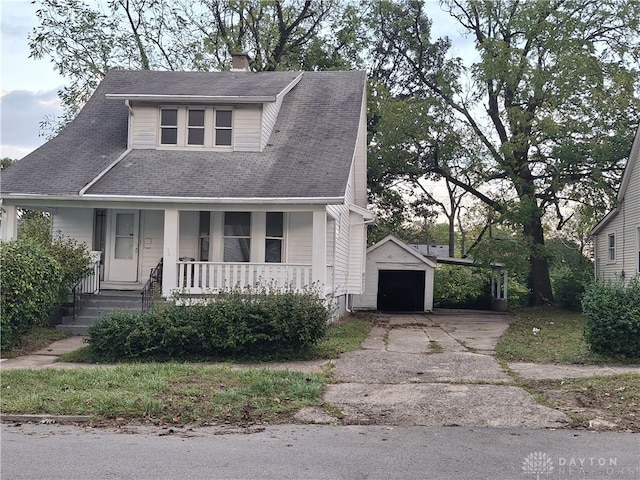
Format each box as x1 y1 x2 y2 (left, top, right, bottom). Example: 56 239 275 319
224 212 251 262
607 233 616 262
188 109 205 146
265 212 284 263
215 109 233 146
160 108 178 145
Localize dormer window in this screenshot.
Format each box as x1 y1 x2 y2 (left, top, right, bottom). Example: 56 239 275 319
158 106 233 149
160 108 178 144
188 109 205 145
215 110 233 146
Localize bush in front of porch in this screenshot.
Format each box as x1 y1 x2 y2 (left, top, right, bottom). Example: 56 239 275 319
0 240 63 350
88 286 330 361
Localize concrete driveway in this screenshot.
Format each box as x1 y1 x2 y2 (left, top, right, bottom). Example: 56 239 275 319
322 311 570 428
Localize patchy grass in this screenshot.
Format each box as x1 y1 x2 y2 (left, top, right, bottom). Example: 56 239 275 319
306 314 373 359
0 364 327 425
495 307 640 364
58 314 373 364
522 374 640 432
1 326 69 359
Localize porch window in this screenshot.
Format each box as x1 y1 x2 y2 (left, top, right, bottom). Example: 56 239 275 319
215 110 233 146
198 211 210 261
608 233 616 262
187 109 205 145
224 212 250 262
265 212 284 263
160 108 178 145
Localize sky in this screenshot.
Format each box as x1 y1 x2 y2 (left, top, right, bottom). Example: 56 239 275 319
0 1 475 162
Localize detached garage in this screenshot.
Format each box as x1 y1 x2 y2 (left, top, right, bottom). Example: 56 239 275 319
351 235 436 312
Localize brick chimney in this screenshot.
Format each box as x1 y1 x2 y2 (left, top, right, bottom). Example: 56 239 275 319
230 52 251 72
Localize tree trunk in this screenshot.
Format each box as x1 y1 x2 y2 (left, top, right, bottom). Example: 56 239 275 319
448 214 455 257
523 214 554 305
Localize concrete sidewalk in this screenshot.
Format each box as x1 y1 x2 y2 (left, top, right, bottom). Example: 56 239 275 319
0 336 90 370
322 312 640 428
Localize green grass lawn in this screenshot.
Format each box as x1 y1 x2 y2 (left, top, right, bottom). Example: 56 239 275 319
495 306 640 365
0 364 328 425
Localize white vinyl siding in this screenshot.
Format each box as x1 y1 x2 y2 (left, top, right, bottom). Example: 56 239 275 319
261 98 283 150
131 105 157 148
178 211 198 260
140 210 164 277
232 105 261 151
286 212 312 264
353 85 368 207
51 208 94 248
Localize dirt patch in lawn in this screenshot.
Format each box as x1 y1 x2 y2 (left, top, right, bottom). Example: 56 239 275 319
524 374 640 432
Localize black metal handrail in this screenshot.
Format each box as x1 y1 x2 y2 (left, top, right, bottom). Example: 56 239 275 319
142 259 163 311
72 259 101 322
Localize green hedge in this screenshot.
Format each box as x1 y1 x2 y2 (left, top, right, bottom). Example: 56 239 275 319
0 240 64 349
582 278 640 357
88 286 330 361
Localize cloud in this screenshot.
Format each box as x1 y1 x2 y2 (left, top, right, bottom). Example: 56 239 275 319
0 88 63 159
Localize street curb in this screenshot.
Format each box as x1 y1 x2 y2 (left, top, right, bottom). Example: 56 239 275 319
1 414 92 424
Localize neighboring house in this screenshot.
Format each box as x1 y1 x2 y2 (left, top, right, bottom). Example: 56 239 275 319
591 124 640 283
0 58 372 316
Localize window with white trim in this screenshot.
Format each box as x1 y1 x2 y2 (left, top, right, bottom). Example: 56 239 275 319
265 212 284 263
158 106 233 148
198 211 210 261
215 109 233 146
188 109 205 146
607 232 616 262
160 108 178 145
224 212 251 262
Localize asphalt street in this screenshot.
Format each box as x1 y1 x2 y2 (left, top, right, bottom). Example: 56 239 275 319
2 423 639 480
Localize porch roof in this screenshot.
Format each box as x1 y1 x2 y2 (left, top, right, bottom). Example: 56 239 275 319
1 70 365 201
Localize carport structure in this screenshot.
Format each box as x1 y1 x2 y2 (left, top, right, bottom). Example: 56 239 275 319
351 235 508 312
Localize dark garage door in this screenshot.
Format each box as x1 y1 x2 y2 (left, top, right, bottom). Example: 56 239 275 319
377 270 425 312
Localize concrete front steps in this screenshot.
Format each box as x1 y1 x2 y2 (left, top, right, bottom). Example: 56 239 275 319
57 291 143 335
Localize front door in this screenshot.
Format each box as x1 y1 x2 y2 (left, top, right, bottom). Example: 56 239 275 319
107 210 139 282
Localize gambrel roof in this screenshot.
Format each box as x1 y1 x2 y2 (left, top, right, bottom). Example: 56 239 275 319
1 69 366 202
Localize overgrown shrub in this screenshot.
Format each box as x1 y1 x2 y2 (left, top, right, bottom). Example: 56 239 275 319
0 240 64 350
88 285 330 361
551 264 593 311
433 265 491 309
582 279 640 357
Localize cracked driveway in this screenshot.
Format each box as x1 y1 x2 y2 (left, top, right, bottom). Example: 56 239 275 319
323 311 570 428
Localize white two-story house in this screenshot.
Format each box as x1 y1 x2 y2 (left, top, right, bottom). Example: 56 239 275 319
1 60 372 315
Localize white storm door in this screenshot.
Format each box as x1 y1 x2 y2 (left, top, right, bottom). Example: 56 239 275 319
108 210 139 282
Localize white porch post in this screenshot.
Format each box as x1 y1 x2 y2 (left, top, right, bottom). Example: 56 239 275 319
311 209 327 289
503 269 508 300
162 208 179 298
0 205 18 241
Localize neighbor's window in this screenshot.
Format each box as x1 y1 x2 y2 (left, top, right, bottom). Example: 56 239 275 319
160 108 178 144
265 212 284 263
607 233 616 262
198 211 210 261
187 109 205 146
224 212 251 262
215 110 233 146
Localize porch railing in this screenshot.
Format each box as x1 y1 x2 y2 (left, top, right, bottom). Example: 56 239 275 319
177 261 313 294
71 258 101 322
141 259 164 311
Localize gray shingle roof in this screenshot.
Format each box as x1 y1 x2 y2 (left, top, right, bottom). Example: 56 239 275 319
1 69 366 201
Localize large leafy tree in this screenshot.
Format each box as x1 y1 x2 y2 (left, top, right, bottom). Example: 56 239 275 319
30 0 363 125
365 0 640 304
